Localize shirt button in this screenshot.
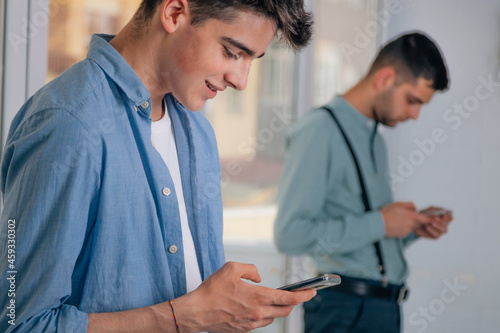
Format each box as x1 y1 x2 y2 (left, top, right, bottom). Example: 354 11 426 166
141 101 150 109
162 187 171 196
169 245 178 254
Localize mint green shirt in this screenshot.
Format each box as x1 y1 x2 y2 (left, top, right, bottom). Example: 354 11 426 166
274 96 417 284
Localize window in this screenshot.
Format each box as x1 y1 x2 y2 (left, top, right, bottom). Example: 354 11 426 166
219 0 381 240
311 0 380 106
204 42 296 239
47 0 140 82
43 0 381 243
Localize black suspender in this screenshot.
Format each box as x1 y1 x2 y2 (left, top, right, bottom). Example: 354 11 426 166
321 105 387 282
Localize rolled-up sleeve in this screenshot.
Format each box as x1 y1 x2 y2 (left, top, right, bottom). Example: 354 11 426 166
0 109 101 332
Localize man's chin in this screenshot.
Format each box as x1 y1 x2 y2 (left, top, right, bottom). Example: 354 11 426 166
379 119 398 127
174 96 204 112
183 101 205 112
188 106 203 112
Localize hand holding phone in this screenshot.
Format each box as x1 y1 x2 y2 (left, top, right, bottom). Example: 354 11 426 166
278 274 341 291
415 206 453 239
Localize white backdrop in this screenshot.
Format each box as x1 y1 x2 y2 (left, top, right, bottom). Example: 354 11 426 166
382 0 500 332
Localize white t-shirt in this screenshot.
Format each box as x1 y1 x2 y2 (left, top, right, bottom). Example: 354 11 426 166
151 102 202 293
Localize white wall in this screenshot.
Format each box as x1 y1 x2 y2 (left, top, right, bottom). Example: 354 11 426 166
383 1 500 332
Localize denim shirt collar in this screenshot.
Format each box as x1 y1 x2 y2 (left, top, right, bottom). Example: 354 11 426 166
86 34 152 111
87 34 192 117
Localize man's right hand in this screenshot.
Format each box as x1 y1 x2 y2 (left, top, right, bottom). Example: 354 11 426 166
381 202 432 238
88 262 315 333
162 261 317 333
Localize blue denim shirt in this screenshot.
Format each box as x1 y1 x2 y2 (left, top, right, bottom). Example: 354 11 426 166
0 34 224 332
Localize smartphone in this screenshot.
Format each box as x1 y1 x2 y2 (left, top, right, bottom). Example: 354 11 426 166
277 274 341 291
421 208 452 216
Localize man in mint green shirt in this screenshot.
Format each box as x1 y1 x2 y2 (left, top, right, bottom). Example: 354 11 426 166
274 32 453 333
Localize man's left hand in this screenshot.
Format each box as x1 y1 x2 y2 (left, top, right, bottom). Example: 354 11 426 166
414 207 453 239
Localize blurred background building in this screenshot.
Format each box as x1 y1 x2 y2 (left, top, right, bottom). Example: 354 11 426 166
47 0 139 81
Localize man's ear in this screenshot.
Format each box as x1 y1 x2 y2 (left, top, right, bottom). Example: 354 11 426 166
373 67 396 91
160 0 190 33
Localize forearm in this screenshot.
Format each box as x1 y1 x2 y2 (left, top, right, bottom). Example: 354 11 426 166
87 302 178 333
90 262 316 333
276 122 385 256
275 210 385 256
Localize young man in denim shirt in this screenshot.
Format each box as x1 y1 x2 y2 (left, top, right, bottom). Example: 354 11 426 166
0 1 315 332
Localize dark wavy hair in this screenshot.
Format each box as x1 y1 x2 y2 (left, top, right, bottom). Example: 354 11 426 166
369 32 449 91
134 0 313 51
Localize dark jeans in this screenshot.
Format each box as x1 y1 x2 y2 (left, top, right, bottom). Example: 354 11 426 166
303 288 401 333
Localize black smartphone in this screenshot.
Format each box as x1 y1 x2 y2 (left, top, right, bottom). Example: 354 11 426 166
277 274 341 291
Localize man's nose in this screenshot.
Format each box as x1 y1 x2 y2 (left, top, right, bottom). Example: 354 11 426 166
408 106 421 120
225 61 251 91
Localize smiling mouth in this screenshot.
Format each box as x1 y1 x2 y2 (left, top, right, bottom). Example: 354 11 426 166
206 81 217 92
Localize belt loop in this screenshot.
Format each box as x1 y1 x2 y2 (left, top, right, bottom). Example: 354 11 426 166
398 285 410 305
382 276 388 288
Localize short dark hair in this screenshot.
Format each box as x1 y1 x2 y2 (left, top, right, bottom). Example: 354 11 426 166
369 32 449 91
134 0 313 51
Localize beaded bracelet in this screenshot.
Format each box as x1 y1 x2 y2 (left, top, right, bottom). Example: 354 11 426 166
169 300 180 333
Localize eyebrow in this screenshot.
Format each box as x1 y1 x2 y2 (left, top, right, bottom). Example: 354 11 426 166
408 93 424 104
222 36 265 59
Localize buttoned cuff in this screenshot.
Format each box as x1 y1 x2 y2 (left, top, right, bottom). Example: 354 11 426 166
366 210 386 242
